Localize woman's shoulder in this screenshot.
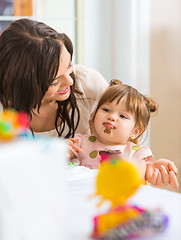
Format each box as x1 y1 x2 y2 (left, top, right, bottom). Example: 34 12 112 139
74 64 108 99
74 64 105 79
73 65 108 120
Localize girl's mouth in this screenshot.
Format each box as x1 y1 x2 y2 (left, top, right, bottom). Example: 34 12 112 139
57 86 70 94
103 122 115 134
103 122 115 129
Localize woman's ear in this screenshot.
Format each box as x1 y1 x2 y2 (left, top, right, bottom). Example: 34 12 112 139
130 127 143 140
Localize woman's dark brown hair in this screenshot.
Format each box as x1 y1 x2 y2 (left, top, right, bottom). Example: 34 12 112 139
0 18 80 138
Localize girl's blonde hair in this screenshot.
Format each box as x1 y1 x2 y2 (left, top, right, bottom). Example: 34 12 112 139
91 79 158 143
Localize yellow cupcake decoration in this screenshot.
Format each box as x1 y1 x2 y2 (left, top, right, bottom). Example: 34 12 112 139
91 153 168 239
95 156 144 208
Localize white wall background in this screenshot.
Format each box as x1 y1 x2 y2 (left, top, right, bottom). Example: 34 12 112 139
77 0 150 145
78 0 150 96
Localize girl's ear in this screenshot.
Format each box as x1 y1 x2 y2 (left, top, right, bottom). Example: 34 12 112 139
130 127 143 140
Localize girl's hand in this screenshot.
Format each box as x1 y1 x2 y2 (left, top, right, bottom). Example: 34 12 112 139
67 138 82 159
145 159 179 190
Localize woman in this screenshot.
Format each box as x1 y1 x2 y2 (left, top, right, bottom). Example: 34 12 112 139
0 18 178 189
0 18 108 138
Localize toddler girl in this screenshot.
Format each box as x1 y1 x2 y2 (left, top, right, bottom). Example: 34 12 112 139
68 80 178 188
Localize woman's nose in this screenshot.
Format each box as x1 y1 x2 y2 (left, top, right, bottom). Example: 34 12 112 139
63 74 74 86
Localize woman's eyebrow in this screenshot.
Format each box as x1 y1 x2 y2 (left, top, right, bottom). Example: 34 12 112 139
53 75 61 81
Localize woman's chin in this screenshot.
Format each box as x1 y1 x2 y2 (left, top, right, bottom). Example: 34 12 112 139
57 93 70 101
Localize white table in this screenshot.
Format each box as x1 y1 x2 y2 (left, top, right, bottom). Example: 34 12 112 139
0 139 180 240
67 166 181 240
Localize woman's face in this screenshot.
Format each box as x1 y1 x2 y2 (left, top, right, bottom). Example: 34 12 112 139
43 45 74 102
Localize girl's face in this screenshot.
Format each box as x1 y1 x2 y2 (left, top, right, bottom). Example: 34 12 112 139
93 99 141 145
43 45 74 102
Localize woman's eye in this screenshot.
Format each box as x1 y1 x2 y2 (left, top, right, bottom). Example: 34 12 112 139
51 81 59 86
69 62 73 68
68 61 73 69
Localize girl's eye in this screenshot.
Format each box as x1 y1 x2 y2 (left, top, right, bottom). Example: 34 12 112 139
102 108 110 112
120 114 127 119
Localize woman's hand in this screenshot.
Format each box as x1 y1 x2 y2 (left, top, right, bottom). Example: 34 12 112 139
67 138 82 159
145 159 179 190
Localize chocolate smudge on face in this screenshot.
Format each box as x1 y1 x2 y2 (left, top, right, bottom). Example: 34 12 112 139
104 128 111 134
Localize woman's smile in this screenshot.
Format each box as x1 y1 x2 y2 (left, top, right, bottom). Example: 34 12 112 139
57 86 70 94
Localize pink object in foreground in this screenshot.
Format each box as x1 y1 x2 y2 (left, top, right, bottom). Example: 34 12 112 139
0 109 30 141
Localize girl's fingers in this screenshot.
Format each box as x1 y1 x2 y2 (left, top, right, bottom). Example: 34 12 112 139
159 165 169 185
157 159 178 175
68 138 79 143
169 171 179 190
146 162 179 189
72 145 82 153
151 168 159 185
145 163 154 180
155 171 164 186
167 162 178 175
67 139 82 153
146 165 159 185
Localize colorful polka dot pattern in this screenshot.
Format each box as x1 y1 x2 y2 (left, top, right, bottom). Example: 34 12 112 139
132 146 141 152
89 135 97 142
88 136 98 158
89 150 98 159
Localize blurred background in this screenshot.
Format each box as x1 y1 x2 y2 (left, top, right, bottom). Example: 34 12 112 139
0 0 181 192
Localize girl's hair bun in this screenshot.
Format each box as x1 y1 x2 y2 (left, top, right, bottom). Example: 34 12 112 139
109 79 122 87
145 97 159 113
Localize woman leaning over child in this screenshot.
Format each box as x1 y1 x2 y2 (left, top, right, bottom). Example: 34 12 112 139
0 18 178 189
68 80 178 189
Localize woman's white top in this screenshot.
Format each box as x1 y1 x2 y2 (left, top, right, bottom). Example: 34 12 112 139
35 64 108 137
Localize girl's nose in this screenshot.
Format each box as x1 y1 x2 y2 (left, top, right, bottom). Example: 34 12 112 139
108 113 117 121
